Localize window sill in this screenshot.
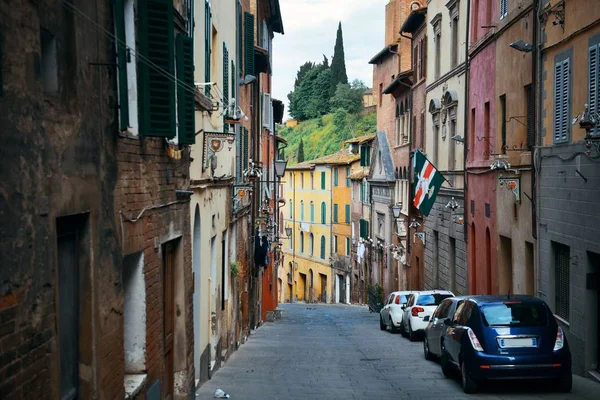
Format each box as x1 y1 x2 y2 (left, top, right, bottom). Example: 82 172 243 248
124 373 147 400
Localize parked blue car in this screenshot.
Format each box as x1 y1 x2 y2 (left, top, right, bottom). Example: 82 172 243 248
438 295 572 394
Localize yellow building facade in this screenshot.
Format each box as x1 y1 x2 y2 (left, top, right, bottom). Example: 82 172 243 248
281 150 359 303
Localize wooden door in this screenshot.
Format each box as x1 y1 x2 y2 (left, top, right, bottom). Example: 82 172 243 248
163 243 175 399
58 232 79 400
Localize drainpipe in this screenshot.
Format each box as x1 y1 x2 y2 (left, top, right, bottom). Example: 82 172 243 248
534 0 543 297
463 0 471 245
400 30 414 286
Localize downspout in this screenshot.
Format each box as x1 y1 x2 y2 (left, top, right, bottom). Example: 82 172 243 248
534 0 543 297
463 0 471 243
400 31 414 284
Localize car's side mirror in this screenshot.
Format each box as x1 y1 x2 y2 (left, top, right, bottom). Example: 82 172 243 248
401 305 406 310
443 318 451 326
423 315 430 322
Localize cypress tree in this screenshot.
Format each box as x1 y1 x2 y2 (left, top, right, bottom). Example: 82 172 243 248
297 138 305 162
330 22 348 97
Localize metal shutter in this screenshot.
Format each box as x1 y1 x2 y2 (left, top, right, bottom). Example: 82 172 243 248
589 45 599 136
554 242 570 321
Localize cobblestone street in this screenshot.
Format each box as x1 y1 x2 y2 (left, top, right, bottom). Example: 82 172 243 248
195 304 600 400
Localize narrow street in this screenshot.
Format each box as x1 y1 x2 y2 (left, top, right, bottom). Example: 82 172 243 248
196 304 600 400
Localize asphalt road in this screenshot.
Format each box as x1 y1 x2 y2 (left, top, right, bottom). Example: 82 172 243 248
195 303 600 400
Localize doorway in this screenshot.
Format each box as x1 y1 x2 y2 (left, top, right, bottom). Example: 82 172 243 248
499 235 513 295
308 269 314 303
163 242 176 400
320 273 327 303
192 206 201 380
297 273 306 301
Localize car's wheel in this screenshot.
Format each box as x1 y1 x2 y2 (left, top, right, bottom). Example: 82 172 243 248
408 321 417 342
379 315 386 331
399 319 407 337
423 336 433 360
440 342 452 378
557 372 572 393
461 360 478 394
389 317 399 333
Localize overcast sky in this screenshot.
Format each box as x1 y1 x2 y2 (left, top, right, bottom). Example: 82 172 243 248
272 0 389 120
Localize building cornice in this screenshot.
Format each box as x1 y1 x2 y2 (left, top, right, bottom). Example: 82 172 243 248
425 62 467 92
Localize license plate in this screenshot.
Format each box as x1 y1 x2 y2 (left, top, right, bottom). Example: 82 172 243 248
498 338 537 348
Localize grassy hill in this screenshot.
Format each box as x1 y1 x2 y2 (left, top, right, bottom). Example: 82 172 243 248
279 110 376 165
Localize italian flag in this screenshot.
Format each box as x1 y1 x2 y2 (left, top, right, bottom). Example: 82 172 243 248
413 150 445 216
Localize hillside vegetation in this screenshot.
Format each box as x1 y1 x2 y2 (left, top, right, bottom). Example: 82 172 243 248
279 109 377 165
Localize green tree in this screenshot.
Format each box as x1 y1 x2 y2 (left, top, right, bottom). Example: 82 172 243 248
330 22 348 97
330 83 364 114
297 138 305 162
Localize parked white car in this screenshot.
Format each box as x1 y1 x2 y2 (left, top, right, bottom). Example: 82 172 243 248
401 290 454 341
379 291 416 333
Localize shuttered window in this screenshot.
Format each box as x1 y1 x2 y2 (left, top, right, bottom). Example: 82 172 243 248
310 202 314 222
289 200 293 219
345 168 350 187
176 35 195 144
115 0 129 130
223 43 229 127
500 0 508 19
500 94 506 153
345 205 350 223
359 219 369 239
300 201 304 221
333 169 339 186
321 202 326 224
333 204 338 223
242 127 249 171
138 0 175 138
589 44 599 136
244 12 255 76
204 1 211 96
553 242 570 321
359 183 364 202
321 171 326 190
553 58 570 143
320 235 326 259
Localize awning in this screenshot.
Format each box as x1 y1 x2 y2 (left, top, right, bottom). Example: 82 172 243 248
383 70 413 95
400 7 427 34
368 44 398 64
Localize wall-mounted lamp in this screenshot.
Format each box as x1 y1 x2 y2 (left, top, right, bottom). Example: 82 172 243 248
239 75 256 86
451 135 465 143
274 159 288 178
509 40 533 53
285 226 292 238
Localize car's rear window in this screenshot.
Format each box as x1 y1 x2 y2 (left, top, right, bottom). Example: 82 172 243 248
481 303 548 327
416 294 453 306
399 295 408 304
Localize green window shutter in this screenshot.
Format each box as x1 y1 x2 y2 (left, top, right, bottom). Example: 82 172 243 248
320 236 326 259
244 12 255 76
243 127 249 171
333 204 338 223
205 1 211 97
115 0 129 130
346 168 350 187
333 169 338 186
138 0 175 138
321 202 326 224
321 171 326 189
231 61 235 105
360 145 365 166
589 45 599 136
310 203 314 221
176 35 195 144
359 219 365 238
345 205 350 223
223 43 229 127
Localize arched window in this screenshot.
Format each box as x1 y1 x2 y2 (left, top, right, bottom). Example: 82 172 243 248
320 235 326 259
321 202 326 224
300 200 305 221
300 231 304 253
309 233 314 255
310 201 315 222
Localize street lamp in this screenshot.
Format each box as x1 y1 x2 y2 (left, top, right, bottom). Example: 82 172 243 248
285 226 292 238
274 159 288 178
392 203 402 219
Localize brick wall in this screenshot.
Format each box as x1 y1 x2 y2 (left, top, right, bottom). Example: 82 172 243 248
538 143 600 375
423 191 467 295
0 0 121 398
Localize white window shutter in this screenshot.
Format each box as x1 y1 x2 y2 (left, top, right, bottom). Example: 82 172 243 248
554 61 564 143
262 93 271 129
589 45 599 136
270 99 274 132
